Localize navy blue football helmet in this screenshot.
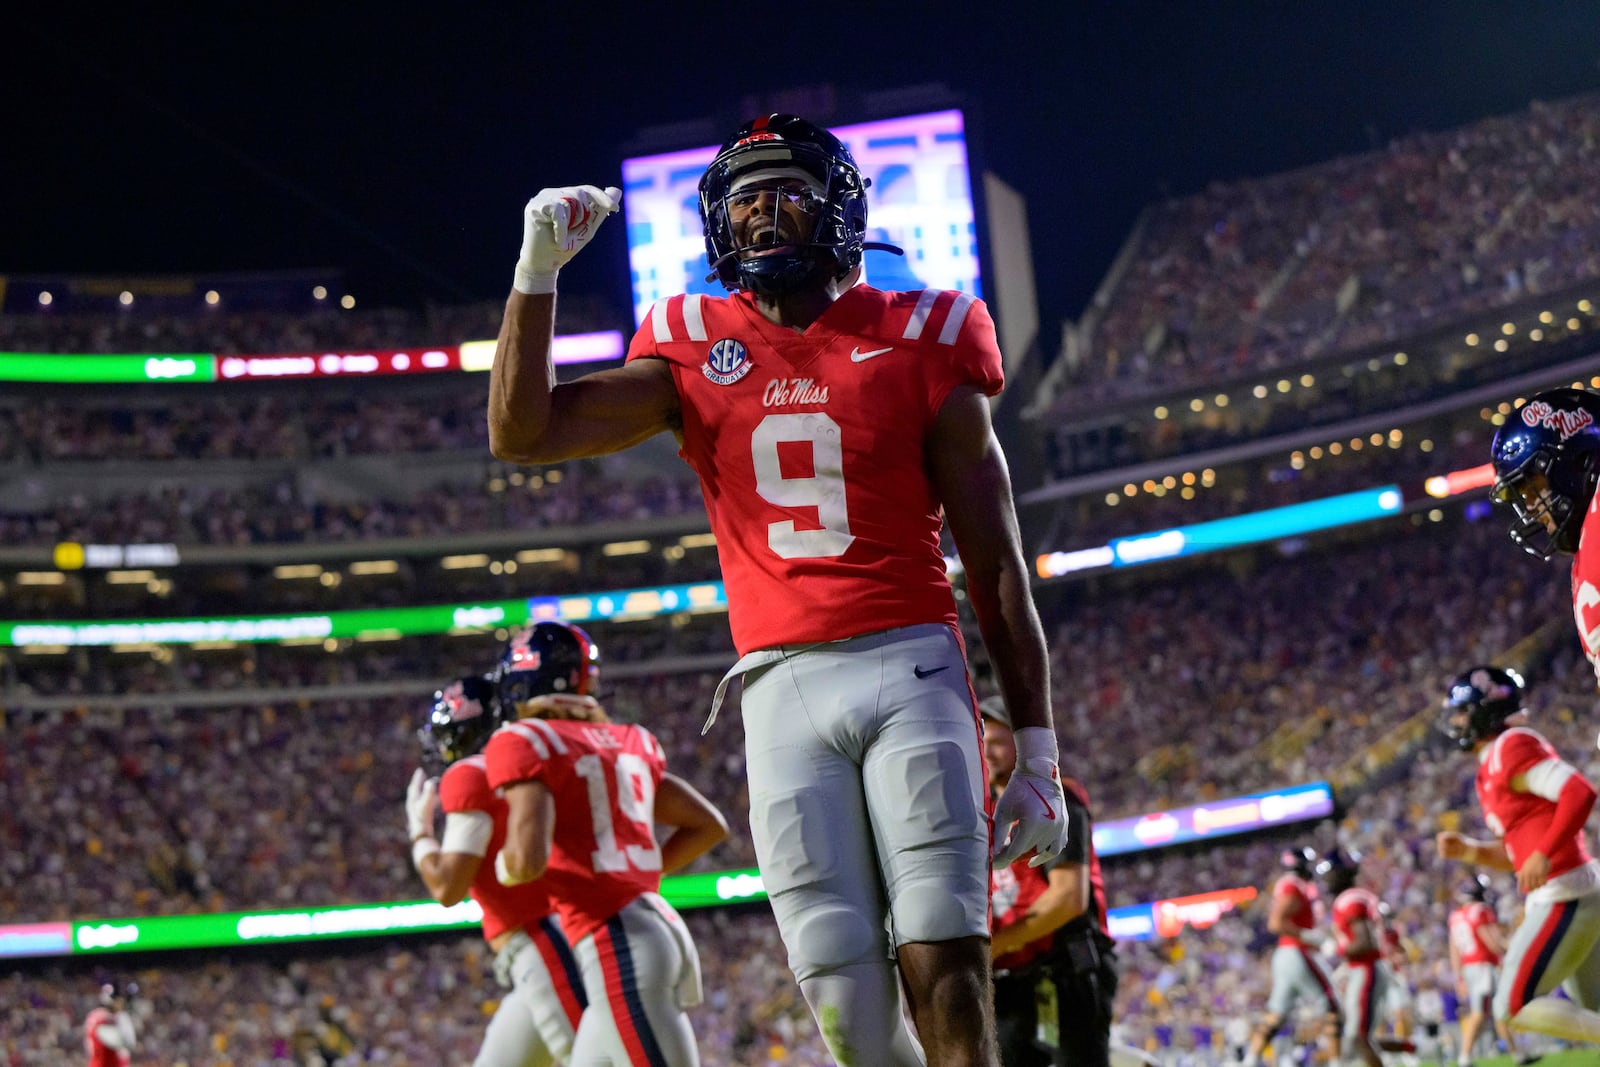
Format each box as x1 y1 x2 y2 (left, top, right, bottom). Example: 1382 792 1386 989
418 674 505 769
1438 665 1526 751
1456 873 1491 905
1490 388 1600 559
698 114 900 297
496 621 599 709
1317 846 1361 893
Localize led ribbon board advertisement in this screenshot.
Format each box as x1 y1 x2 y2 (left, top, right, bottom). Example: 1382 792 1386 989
1107 887 1259 942
0 582 728 648
3 879 1261 957
1092 781 1335 857
1037 486 1405 578
620 109 980 325
0 332 624 384
0 868 773 960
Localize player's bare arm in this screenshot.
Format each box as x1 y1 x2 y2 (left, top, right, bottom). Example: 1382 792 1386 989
488 303 680 463
415 845 481 908
486 183 683 464
928 384 1051 734
1437 830 1515 870
498 779 556 885
652 773 729 875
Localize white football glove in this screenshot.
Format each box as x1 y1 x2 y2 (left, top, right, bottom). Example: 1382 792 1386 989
514 184 623 295
405 768 439 841
991 727 1070 869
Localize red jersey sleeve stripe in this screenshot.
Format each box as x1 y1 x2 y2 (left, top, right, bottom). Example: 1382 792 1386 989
522 718 569 754
649 299 672 344
902 289 941 340
937 292 976 345
681 294 707 341
504 721 551 759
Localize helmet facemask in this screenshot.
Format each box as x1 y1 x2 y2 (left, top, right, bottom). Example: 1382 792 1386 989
1492 451 1585 560
700 139 870 297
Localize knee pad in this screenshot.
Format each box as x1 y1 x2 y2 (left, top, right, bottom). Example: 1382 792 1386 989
785 901 883 981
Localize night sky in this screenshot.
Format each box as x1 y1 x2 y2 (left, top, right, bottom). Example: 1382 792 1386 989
9 4 1600 332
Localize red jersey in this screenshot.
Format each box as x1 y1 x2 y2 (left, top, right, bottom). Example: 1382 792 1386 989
83 1007 129 1067
1271 873 1319 947
991 857 1053 971
1331 886 1383 963
1476 726 1593 880
438 754 554 943
625 285 1005 654
485 718 668 943
1570 493 1600 685
1449 902 1500 966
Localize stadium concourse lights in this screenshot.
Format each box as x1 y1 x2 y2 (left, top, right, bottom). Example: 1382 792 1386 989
272 564 323 580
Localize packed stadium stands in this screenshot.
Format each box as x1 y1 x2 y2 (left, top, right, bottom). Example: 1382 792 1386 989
10 91 1600 1067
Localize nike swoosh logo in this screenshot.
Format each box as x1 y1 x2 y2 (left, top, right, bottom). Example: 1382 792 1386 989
850 346 893 363
1025 780 1058 820
913 665 948 679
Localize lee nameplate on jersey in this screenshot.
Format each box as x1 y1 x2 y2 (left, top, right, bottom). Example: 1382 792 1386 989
703 338 753 385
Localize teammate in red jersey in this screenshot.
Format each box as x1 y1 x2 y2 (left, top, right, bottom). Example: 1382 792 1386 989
1490 387 1600 696
1242 847 1340 1067
1437 665 1600 1044
487 114 1063 1066
1447 875 1538 1067
407 671 587 1067
982 696 1116 1067
83 982 137 1067
1319 849 1395 1067
485 622 729 1067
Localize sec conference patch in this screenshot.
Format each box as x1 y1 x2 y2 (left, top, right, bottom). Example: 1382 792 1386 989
703 338 753 386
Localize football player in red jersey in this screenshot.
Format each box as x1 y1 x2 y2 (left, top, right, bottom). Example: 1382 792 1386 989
1447 875 1539 1067
1490 387 1600 697
485 622 729 1067
982 696 1116 1067
1242 847 1340 1067
1320 849 1396 1067
1436 665 1600 1044
488 112 1063 1067
83 982 137 1067
407 671 587 1067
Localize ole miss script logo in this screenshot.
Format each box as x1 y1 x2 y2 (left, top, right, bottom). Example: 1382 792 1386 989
1522 400 1594 440
704 338 752 386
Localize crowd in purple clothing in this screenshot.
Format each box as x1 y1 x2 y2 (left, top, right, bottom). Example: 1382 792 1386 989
1064 93 1600 412
1 910 835 1066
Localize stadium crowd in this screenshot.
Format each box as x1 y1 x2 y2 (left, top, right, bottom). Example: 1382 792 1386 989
1065 93 1600 411
2 515 1571 919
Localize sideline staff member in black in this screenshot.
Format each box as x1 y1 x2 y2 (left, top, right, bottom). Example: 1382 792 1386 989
984 696 1118 1067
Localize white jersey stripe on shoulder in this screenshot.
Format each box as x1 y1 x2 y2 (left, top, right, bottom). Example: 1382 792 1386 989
682 294 707 341
937 292 976 345
902 289 941 340
523 717 569 754
650 299 673 344
504 721 550 759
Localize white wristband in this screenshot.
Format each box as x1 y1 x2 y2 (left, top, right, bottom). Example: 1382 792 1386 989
411 837 441 870
513 266 558 296
1012 726 1059 767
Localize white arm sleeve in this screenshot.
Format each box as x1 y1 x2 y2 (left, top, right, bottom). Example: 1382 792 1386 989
1523 758 1578 801
441 810 494 857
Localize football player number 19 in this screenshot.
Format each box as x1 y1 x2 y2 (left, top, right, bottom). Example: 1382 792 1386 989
751 413 856 559
575 752 663 873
